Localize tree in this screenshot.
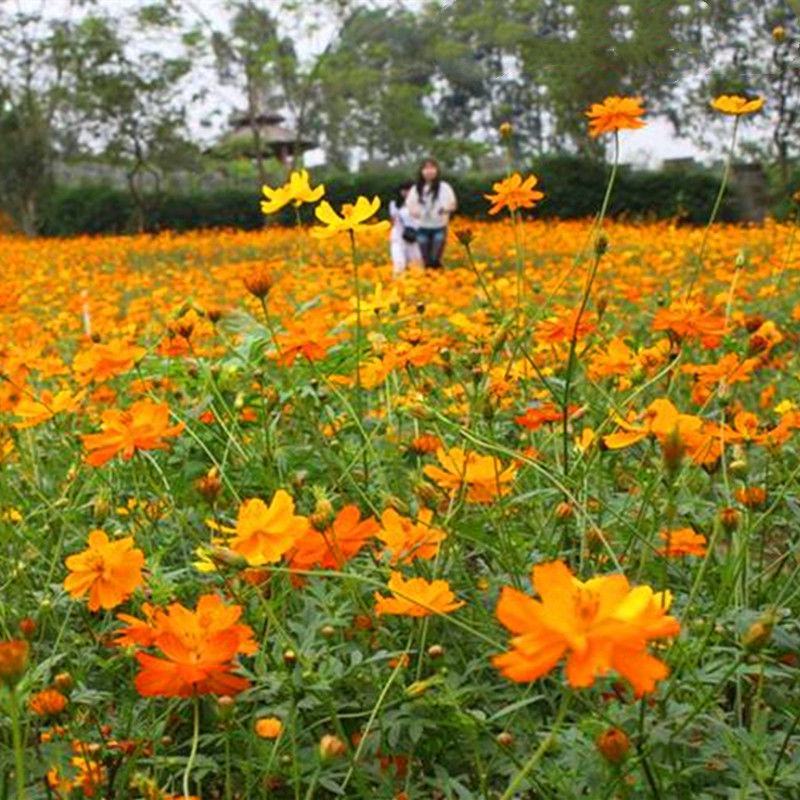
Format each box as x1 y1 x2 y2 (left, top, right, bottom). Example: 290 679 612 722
69 5 198 231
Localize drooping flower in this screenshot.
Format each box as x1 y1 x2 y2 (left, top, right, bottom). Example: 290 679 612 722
374 571 465 618
289 505 379 570
311 196 391 239
484 173 544 215
423 447 517 503
81 399 184 467
261 169 325 215
0 639 29 686
64 530 145 612
377 507 446 564
122 594 256 697
711 95 764 116
209 490 309 566
656 528 707 558
586 96 646 138
493 560 679 696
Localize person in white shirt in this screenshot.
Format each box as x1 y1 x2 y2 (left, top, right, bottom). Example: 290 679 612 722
405 158 458 269
388 181 422 278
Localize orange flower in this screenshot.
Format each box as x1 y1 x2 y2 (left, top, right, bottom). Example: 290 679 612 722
515 402 580 431
484 173 544 215
81 399 184 467
64 530 145 611
423 447 516 503
29 688 68 717
711 95 764 116
377 507 446 564
72 339 146 385
242 265 273 299
657 528 707 558
210 490 309 566
125 594 256 697
48 756 106 798
408 434 442 455
272 318 341 366
586 96 646 138
493 560 679 696
255 716 283 739
374 571 465 617
289 505 379 569
12 388 84 429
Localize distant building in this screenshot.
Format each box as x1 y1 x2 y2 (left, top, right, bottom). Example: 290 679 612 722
211 112 315 166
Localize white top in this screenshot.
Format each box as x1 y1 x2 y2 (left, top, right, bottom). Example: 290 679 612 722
406 180 457 229
389 200 417 243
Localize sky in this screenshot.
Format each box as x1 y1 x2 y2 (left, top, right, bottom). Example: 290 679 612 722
10 0 709 167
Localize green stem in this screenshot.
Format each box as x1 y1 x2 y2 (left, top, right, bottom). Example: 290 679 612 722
561 132 619 475
500 691 571 800
183 696 201 799
686 115 740 298
8 687 26 800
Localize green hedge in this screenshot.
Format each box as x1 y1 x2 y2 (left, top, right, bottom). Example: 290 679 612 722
38 157 737 237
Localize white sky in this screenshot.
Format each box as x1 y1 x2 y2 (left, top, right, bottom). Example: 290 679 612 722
10 0 710 167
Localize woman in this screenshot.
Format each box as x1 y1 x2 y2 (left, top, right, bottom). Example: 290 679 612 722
388 181 422 278
406 158 457 269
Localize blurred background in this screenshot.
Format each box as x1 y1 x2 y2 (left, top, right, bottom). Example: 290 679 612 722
1 0 797 236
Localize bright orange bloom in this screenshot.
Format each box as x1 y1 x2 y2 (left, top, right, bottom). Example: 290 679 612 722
586 96 646 138
81 399 184 467
48 756 106 798
515 403 580 431
493 560 679 696
255 716 284 739
64 530 145 612
374 571 464 618
272 318 341 366
210 491 309 566
423 447 516 503
72 339 146 385
29 688 68 717
657 528 707 558
711 95 764 116
12 388 84 429
123 594 256 697
535 307 596 344
377 507 446 564
289 505 379 569
652 301 728 348
409 434 442 455
485 173 544 215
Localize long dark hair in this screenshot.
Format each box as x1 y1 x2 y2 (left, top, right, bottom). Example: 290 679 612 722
394 180 414 209
416 158 441 202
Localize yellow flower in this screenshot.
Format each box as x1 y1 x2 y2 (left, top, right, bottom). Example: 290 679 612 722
261 169 325 215
311 196 391 239
710 95 764 116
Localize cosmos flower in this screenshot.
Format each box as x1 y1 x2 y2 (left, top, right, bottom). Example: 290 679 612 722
64 530 145 612
374 571 464 618
585 96 646 138
493 560 679 696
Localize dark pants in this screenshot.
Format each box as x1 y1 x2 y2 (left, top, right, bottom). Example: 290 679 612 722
416 227 447 268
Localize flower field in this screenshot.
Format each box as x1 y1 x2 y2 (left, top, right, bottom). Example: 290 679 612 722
3 103 800 799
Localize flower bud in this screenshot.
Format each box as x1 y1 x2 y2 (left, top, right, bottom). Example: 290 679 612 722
499 121 513 138
18 617 36 639
496 730 514 747
742 611 777 651
427 644 445 659
283 649 297 666
319 734 347 760
595 234 609 257
54 672 73 692
555 501 573 520
310 496 335 532
719 506 740 532
595 727 630 764
772 25 786 42
243 267 273 299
